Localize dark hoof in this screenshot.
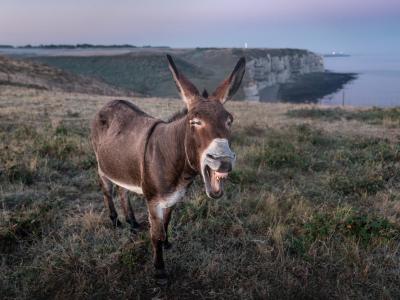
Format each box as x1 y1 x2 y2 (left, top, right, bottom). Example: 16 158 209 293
111 218 122 228
128 220 142 233
154 269 168 286
129 219 141 229
163 240 172 250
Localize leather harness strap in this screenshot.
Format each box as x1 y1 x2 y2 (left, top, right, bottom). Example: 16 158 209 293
184 134 197 173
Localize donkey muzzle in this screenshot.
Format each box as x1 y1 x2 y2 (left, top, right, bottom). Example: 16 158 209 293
201 138 236 199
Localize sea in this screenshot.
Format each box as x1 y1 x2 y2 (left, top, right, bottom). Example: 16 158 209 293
320 54 400 107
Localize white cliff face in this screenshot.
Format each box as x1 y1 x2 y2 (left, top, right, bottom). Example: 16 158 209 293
242 51 324 101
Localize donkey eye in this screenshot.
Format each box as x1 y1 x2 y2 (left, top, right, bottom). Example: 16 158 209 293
226 119 233 128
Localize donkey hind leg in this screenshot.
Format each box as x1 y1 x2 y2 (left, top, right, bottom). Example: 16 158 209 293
118 186 140 231
148 201 168 284
99 174 121 227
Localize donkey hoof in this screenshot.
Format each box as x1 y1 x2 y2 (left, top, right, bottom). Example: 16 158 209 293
163 241 172 250
128 220 141 233
130 226 141 235
154 269 168 285
111 218 122 228
129 220 141 229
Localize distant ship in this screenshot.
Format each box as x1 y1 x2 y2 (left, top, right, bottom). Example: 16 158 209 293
323 51 350 57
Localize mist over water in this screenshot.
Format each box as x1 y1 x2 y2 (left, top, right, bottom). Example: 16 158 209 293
320 54 400 107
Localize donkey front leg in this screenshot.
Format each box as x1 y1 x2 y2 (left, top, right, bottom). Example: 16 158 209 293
148 201 168 283
163 207 174 250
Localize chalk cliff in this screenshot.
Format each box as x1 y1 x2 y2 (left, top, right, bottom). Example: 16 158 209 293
234 49 324 100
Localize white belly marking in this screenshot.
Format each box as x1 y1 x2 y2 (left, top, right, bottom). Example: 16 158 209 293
108 178 144 194
99 167 143 194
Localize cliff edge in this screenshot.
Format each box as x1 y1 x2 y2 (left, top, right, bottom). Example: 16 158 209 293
28 48 324 101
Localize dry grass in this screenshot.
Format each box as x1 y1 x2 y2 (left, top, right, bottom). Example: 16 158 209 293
1 85 399 299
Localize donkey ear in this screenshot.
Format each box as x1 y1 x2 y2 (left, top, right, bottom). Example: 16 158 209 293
212 57 246 103
167 55 199 108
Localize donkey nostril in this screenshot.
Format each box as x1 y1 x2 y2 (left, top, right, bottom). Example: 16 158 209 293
218 161 232 173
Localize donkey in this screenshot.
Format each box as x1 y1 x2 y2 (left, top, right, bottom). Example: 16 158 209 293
91 55 245 281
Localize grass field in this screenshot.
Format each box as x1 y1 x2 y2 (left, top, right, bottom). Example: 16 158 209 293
1 86 399 299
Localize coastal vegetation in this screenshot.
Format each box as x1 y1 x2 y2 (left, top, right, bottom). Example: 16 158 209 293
1 86 399 298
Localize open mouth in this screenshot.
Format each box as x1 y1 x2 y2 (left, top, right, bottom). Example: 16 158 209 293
203 165 229 199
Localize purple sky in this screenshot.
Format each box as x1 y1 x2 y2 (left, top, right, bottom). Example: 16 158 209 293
1 0 399 54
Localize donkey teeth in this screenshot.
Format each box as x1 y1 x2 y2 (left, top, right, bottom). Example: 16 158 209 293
215 176 226 182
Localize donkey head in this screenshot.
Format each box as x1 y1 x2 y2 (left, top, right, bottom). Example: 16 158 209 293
167 55 246 199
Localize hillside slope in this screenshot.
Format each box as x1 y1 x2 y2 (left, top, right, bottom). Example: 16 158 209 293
29 48 330 101
31 53 210 97
0 55 131 96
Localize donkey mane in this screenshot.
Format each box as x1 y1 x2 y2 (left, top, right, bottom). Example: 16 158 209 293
166 107 188 123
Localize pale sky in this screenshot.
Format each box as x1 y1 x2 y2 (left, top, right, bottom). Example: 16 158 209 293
1 0 399 54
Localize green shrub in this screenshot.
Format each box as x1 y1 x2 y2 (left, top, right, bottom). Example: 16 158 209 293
286 108 345 121
255 139 309 170
329 171 385 196
37 136 77 160
3 163 35 185
288 210 399 256
119 241 149 271
287 107 400 126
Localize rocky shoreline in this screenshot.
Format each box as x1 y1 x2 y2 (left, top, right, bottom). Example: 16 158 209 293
276 71 357 103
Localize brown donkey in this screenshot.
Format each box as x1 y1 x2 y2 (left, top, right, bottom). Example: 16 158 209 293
91 55 245 281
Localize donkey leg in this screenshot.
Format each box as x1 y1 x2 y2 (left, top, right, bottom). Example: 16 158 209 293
118 186 140 231
148 201 168 284
99 174 121 227
163 207 174 250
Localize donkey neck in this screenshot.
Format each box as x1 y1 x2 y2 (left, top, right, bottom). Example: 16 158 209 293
145 115 197 186
163 116 196 174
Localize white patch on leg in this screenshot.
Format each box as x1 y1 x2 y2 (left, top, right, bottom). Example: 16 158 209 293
156 189 186 220
156 205 164 220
